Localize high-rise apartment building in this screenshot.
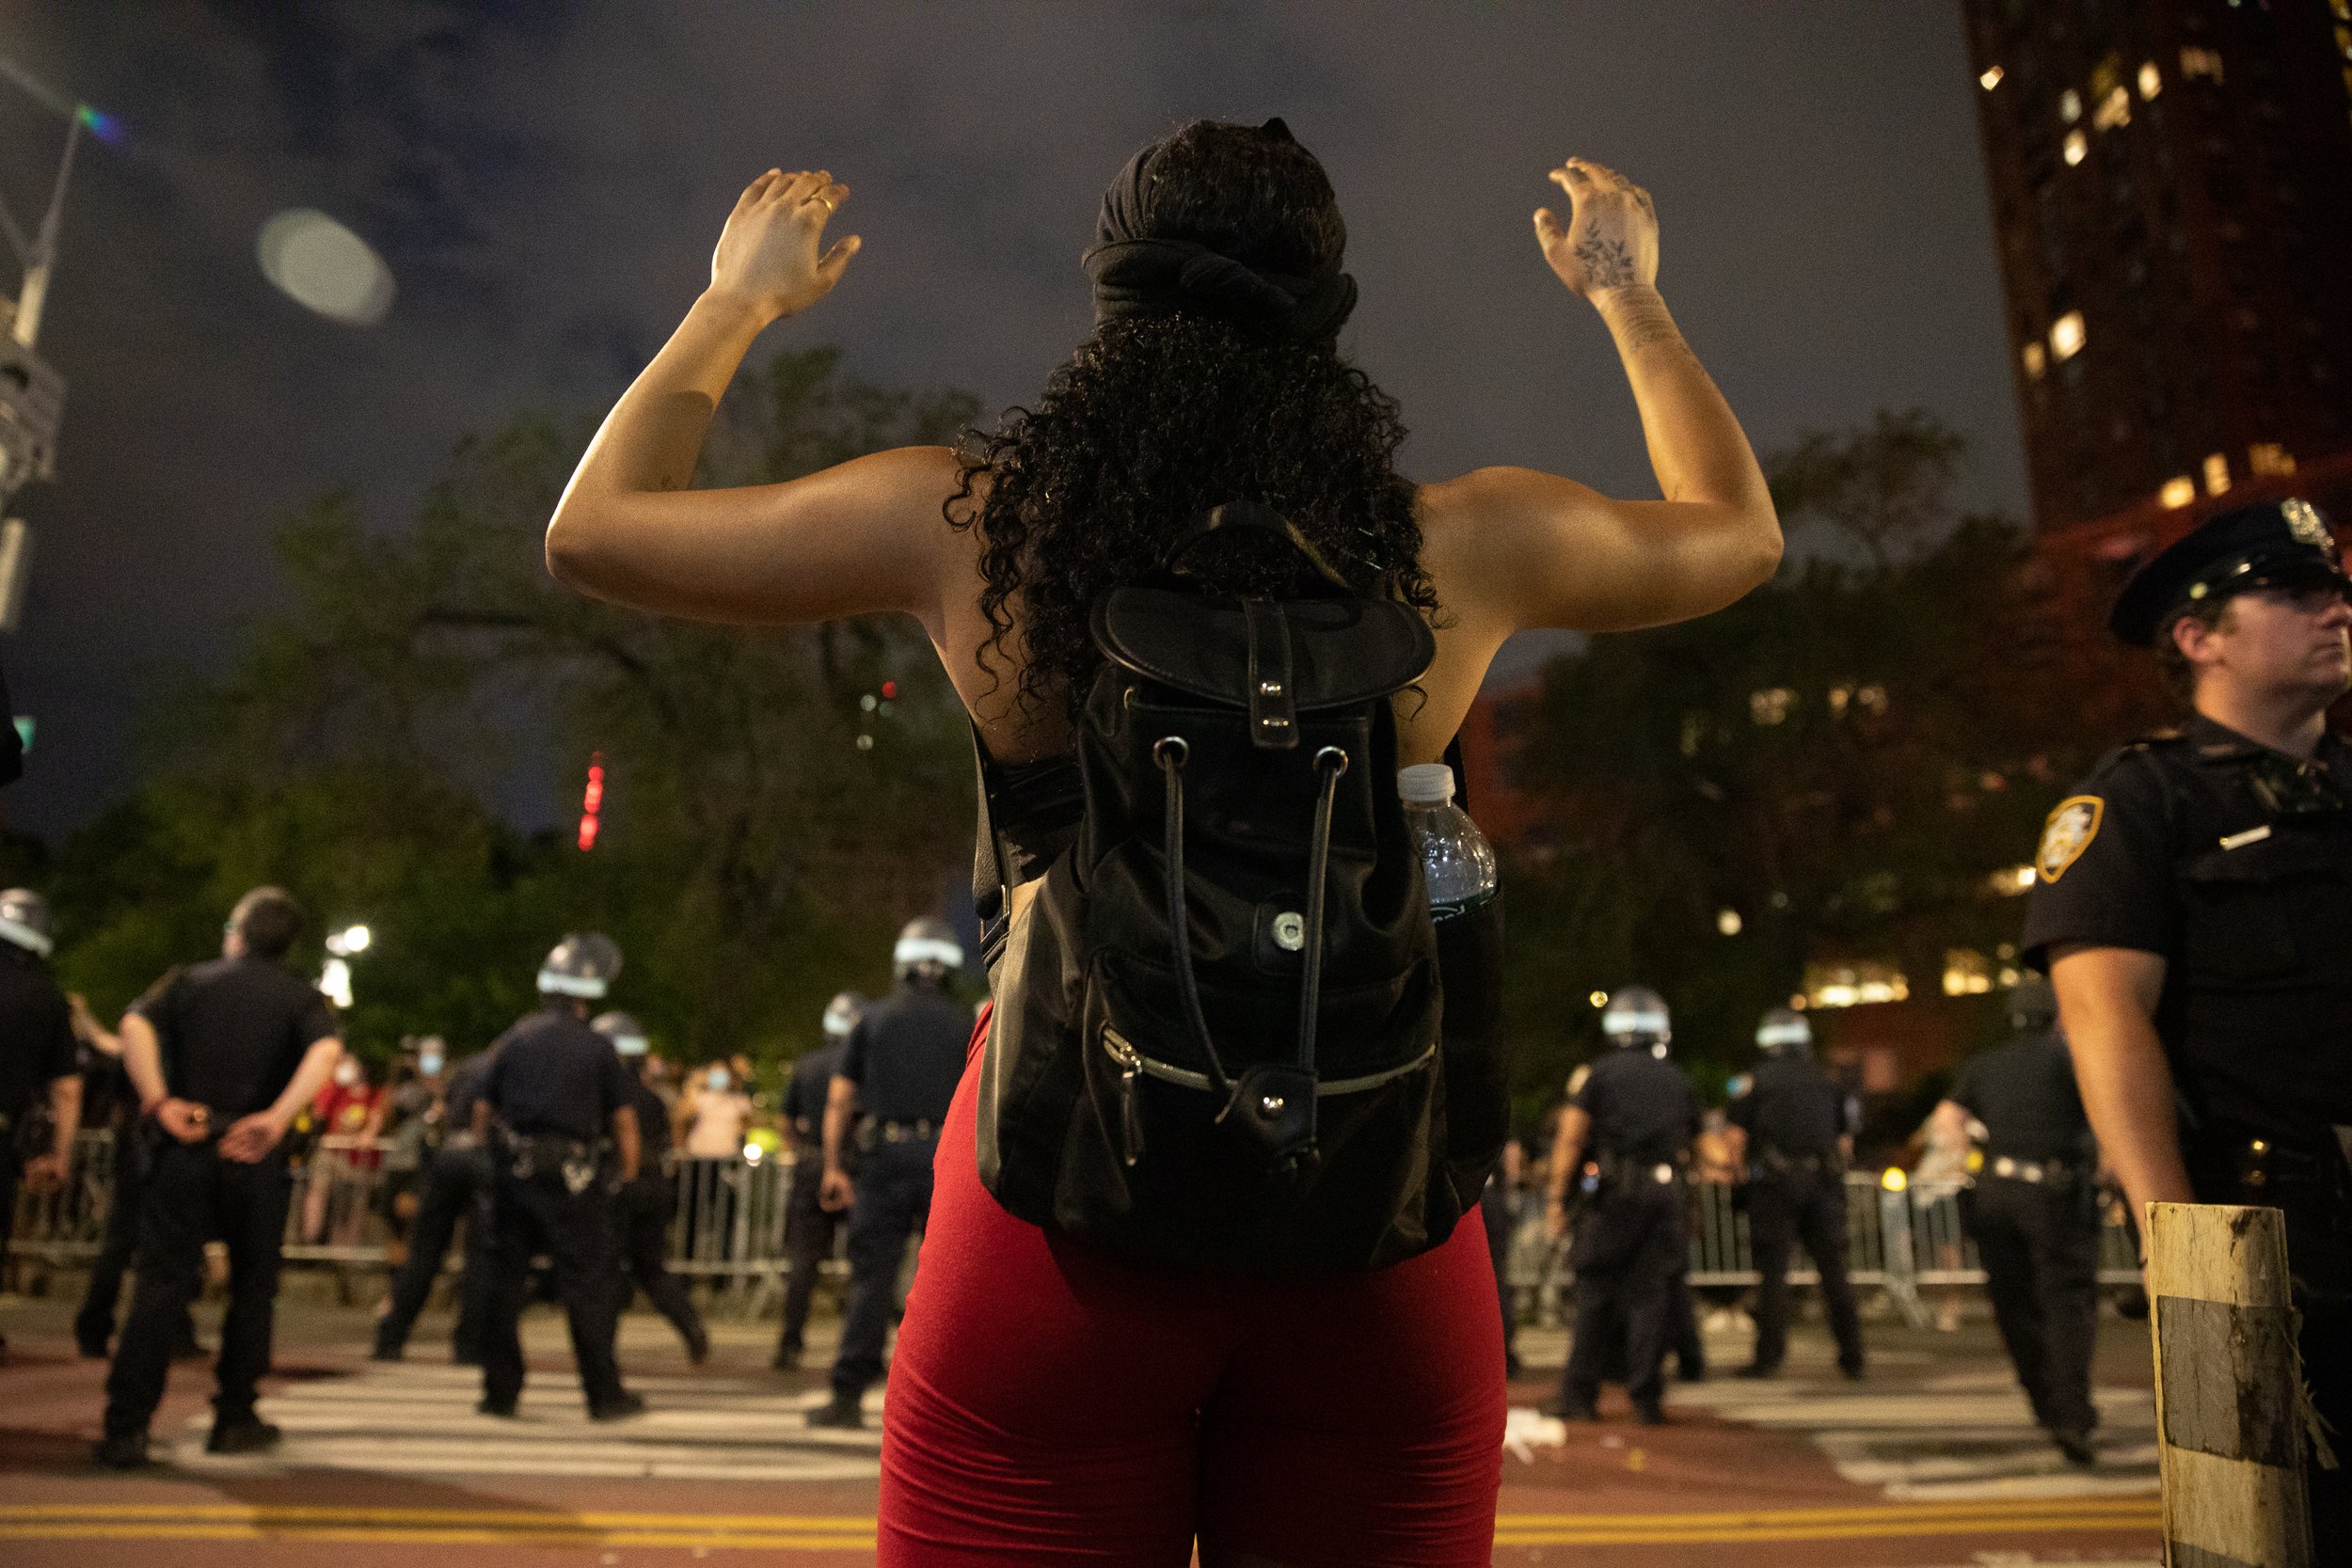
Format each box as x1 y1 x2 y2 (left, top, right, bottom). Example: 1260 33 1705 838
1961 0 2352 534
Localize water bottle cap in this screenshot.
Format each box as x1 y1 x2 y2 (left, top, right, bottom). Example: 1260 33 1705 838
1397 763 1456 804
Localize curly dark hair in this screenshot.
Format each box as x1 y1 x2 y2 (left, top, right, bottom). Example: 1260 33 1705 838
945 120 1438 723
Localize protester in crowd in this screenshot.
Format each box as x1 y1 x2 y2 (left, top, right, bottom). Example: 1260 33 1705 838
543 120 1777 1558
0 888 80 1361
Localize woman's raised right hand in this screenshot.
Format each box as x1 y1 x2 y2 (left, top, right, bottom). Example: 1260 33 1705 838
1532 157 1659 301
708 167 862 321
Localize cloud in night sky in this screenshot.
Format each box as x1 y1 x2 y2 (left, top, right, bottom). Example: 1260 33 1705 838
1 1 2022 837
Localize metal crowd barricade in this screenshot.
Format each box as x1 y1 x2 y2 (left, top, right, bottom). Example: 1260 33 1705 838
20 1142 2148 1317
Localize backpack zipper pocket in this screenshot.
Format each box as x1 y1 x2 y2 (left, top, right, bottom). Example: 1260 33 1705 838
1100 1023 1438 1099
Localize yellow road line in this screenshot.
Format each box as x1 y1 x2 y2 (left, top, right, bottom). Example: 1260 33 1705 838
0 1497 2164 1551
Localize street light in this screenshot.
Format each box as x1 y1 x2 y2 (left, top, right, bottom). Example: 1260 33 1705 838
321 924 372 1007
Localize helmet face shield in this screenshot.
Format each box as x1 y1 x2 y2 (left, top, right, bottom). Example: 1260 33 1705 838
1599 986 1671 1051
0 888 53 957
822 991 866 1038
591 1009 650 1056
1756 1006 1812 1054
893 917 964 979
539 932 622 998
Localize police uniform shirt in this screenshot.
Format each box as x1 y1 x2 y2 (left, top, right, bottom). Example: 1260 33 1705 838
626 1074 673 1168
1565 1052 1699 1164
481 1006 634 1144
783 1041 844 1135
1728 1054 1855 1158
2022 715 2352 1137
1950 1032 2092 1165
0 943 73 1125
836 985 972 1125
138 956 340 1119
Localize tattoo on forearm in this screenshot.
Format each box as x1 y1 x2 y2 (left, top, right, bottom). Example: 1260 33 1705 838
1572 227 1638 290
1609 296 1695 362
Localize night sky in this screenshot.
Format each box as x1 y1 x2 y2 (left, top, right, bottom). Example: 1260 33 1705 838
1 1 2023 840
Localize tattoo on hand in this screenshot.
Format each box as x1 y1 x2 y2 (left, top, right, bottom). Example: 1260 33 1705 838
1572 227 1638 291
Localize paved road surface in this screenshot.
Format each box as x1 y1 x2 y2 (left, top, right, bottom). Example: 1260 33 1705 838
0 1288 2165 1564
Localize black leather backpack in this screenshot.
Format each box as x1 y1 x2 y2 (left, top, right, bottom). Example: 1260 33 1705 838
973 499 1507 1275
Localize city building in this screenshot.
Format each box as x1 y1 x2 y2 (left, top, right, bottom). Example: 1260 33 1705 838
1962 0 2352 536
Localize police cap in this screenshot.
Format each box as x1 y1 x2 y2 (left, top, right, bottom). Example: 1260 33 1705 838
2108 497 2346 647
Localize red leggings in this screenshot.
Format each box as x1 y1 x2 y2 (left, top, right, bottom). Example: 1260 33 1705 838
879 1009 1504 1565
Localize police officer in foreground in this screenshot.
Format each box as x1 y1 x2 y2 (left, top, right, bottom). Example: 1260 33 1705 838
474 934 643 1420
0 889 82 1361
1727 1006 1866 1381
774 990 862 1371
807 920 973 1430
2026 496 2352 1544
1543 986 1699 1424
1934 974 2102 1466
97 888 345 1466
373 1037 503 1363
596 1009 709 1363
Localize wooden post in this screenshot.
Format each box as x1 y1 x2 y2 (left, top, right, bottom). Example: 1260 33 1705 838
2145 1202 2311 1568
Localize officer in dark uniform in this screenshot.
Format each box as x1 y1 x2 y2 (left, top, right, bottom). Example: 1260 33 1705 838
1935 974 2102 1466
774 990 862 1371
474 934 643 1420
2025 496 2352 1544
72 969 202 1362
0 889 81 1361
97 888 345 1467
1542 986 1699 1424
373 1039 503 1363
595 1009 708 1363
807 920 973 1430
1729 1006 1866 1380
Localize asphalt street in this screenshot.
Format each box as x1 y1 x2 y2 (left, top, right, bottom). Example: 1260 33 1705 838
0 1283 2163 1565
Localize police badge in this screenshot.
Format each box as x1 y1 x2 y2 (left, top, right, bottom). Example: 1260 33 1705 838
2283 498 2329 550
2036 796 2105 883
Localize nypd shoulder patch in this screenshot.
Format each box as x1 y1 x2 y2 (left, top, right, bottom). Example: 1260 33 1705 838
2036 795 2105 883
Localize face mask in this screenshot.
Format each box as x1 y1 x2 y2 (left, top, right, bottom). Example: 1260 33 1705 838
335 1060 361 1087
707 1067 729 1091
420 1053 444 1076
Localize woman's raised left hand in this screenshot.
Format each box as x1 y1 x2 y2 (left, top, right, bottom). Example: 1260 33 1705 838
708 167 861 321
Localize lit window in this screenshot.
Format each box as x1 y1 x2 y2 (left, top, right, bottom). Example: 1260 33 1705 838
1716 909 1742 937
2063 128 2089 165
2059 88 2083 123
1827 684 1851 718
2161 476 2197 508
1984 864 2037 896
2093 86 2132 131
2339 24 2352 59
1855 684 1889 716
1749 687 1796 725
1804 962 1910 1010
2139 61 2163 100
2049 310 2087 361
2181 46 2225 84
2249 442 2296 477
1980 65 2004 91
2022 341 2047 380
2204 451 2233 497
1942 949 1993 997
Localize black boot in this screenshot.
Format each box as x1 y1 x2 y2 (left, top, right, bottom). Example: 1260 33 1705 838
804 1389 865 1430
206 1417 282 1455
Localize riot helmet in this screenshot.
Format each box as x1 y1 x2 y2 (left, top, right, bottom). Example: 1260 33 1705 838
537 932 622 1000
0 888 53 957
1756 1006 1812 1056
823 991 866 1039
1600 986 1672 1056
893 917 963 985
2008 972 2058 1033
591 1010 650 1056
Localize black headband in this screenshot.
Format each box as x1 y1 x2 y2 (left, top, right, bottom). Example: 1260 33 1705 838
1080 119 1357 344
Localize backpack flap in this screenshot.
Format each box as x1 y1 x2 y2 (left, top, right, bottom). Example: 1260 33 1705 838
1092 588 1434 719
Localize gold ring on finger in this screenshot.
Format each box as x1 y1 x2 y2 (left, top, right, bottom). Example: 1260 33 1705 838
815 196 835 214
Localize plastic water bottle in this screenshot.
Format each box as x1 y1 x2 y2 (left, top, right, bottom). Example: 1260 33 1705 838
1398 763 1497 919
